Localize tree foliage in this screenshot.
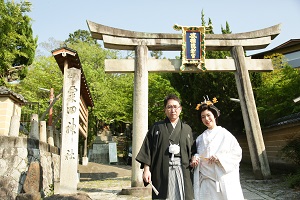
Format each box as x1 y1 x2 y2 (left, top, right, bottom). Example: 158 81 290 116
150 51 163 59
256 54 300 125
148 73 179 126
0 0 37 85
65 30 98 45
36 37 64 57
8 55 63 137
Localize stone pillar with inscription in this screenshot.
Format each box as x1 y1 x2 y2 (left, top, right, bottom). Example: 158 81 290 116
54 129 61 148
30 114 39 140
39 121 47 143
9 115 20 137
47 126 54 146
59 65 81 194
82 138 88 165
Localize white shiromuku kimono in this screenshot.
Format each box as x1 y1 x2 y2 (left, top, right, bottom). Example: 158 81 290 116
193 126 244 200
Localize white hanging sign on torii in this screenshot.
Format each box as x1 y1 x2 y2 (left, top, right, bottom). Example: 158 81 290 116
87 20 281 185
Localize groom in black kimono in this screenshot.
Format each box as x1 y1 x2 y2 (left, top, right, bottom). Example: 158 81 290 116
136 94 194 200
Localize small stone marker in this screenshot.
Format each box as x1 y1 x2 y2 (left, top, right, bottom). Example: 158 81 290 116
23 162 40 193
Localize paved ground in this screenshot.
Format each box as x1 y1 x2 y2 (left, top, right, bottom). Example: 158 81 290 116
77 162 300 200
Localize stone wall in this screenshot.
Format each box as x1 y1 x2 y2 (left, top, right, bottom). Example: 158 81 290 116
236 121 300 170
0 136 60 199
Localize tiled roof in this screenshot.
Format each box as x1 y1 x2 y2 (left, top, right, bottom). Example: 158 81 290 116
265 112 300 128
250 39 300 58
272 39 300 50
0 86 26 103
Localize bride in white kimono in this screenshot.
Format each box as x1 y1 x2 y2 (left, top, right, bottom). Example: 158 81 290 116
190 97 244 200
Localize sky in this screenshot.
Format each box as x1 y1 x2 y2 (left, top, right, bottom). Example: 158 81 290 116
26 0 300 58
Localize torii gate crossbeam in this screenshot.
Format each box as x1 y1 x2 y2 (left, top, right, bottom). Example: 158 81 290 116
87 20 281 187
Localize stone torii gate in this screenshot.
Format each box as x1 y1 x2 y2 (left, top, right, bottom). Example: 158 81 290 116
87 20 281 185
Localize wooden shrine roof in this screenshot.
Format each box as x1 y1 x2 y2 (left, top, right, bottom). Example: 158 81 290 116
52 47 94 107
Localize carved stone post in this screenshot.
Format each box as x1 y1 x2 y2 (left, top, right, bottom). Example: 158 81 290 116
39 121 47 143
9 115 20 137
47 126 54 146
82 138 88 166
59 62 81 193
30 114 39 140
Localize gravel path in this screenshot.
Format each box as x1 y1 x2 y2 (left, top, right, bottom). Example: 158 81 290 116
77 162 300 200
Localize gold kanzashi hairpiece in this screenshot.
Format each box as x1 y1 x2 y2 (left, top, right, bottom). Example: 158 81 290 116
195 96 218 110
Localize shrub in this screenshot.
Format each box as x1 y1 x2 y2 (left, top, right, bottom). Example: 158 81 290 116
281 136 300 166
281 136 300 188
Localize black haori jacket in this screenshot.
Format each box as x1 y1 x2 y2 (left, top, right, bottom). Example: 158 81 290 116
136 118 194 199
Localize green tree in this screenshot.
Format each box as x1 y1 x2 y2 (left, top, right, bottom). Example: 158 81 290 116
148 49 180 126
256 54 300 125
150 51 163 59
10 55 63 115
65 29 98 45
36 37 64 57
0 0 37 85
11 31 130 146
148 73 180 126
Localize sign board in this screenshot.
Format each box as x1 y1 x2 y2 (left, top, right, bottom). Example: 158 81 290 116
109 142 118 163
174 24 206 71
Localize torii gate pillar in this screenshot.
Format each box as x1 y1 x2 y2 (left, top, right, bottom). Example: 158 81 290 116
232 46 270 178
131 44 149 187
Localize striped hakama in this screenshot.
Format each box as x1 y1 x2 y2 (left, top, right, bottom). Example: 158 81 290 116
167 157 184 200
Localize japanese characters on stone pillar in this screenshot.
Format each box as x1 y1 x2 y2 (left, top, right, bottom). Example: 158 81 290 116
52 46 94 193
59 66 81 194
